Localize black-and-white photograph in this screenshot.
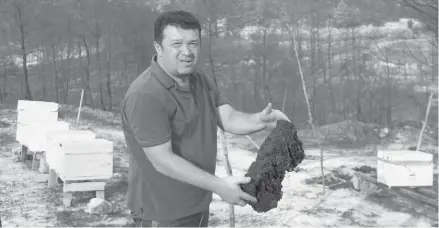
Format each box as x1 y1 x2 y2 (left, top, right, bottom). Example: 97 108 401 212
0 0 437 227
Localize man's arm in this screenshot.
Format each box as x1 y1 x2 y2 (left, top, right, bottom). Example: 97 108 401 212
202 73 265 135
218 104 265 135
142 140 224 194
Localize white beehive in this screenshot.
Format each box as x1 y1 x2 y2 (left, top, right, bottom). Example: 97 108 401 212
18 121 70 151
51 138 113 181
16 100 59 144
17 99 58 110
377 150 434 187
46 130 96 173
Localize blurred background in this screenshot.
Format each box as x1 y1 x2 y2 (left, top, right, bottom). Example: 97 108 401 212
0 1 438 226
0 0 437 136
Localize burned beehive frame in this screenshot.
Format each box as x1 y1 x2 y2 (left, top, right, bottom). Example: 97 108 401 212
240 120 305 212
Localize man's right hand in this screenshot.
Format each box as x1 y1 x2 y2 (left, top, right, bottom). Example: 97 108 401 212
216 176 257 207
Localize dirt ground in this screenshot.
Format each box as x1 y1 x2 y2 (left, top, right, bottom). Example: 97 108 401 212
0 106 437 227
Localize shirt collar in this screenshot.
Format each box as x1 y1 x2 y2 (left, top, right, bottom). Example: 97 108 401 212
151 55 176 89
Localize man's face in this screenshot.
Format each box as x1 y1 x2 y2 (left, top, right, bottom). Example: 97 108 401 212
155 25 200 76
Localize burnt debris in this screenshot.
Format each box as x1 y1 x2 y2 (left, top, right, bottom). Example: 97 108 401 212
240 120 305 213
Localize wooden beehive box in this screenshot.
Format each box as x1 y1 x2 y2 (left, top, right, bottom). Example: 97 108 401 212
19 121 70 152
51 138 114 181
16 100 59 145
46 130 96 174
377 150 433 187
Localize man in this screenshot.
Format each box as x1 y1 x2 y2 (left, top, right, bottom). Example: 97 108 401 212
121 10 290 227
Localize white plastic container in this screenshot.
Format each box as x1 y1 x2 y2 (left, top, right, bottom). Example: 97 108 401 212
377 150 434 187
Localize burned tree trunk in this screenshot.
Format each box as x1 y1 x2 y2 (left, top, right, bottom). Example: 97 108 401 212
240 120 305 212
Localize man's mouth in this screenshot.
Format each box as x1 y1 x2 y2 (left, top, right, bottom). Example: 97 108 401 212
181 59 193 63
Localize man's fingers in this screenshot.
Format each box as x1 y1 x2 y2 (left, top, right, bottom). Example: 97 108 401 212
241 193 257 203
237 200 246 207
279 112 291 122
263 103 272 114
235 176 252 184
273 110 291 122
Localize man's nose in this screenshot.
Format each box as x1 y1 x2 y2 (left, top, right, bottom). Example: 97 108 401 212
180 44 192 55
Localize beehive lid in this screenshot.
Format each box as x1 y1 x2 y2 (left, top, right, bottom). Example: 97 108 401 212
377 150 433 162
22 120 70 129
17 100 58 112
51 121 70 129
61 138 114 154
48 130 96 143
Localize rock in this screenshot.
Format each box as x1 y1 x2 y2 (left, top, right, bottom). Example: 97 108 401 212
240 120 306 213
86 198 117 215
353 165 375 174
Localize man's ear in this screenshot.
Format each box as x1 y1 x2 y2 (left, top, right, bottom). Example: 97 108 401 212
153 41 162 56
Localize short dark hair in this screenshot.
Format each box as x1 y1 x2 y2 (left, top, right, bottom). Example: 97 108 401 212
154 10 202 45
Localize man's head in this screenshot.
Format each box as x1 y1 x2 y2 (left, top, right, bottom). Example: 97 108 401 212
153 10 202 77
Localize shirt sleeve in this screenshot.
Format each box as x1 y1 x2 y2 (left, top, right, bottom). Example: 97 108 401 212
124 91 171 147
213 85 229 107
200 70 229 131
202 71 229 107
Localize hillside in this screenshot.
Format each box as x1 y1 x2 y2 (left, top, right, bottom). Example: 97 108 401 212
0 104 437 227
1 16 437 117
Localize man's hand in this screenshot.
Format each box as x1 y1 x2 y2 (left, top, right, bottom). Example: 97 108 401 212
216 176 257 207
257 103 290 129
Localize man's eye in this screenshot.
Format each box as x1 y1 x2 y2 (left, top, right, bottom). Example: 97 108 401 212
190 43 198 47
172 43 181 47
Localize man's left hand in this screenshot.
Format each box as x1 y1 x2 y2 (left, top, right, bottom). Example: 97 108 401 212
257 103 290 129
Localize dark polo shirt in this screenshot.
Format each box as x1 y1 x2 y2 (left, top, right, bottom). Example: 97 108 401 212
121 55 228 221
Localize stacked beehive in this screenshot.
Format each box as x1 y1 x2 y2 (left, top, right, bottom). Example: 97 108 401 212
16 100 114 206
16 100 70 169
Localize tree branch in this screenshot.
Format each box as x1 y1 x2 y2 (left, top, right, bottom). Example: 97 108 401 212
284 21 326 195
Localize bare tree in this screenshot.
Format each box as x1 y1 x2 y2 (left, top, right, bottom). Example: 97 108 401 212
2 0 38 100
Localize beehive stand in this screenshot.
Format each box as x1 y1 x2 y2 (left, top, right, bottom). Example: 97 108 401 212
46 131 114 206
48 173 107 206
